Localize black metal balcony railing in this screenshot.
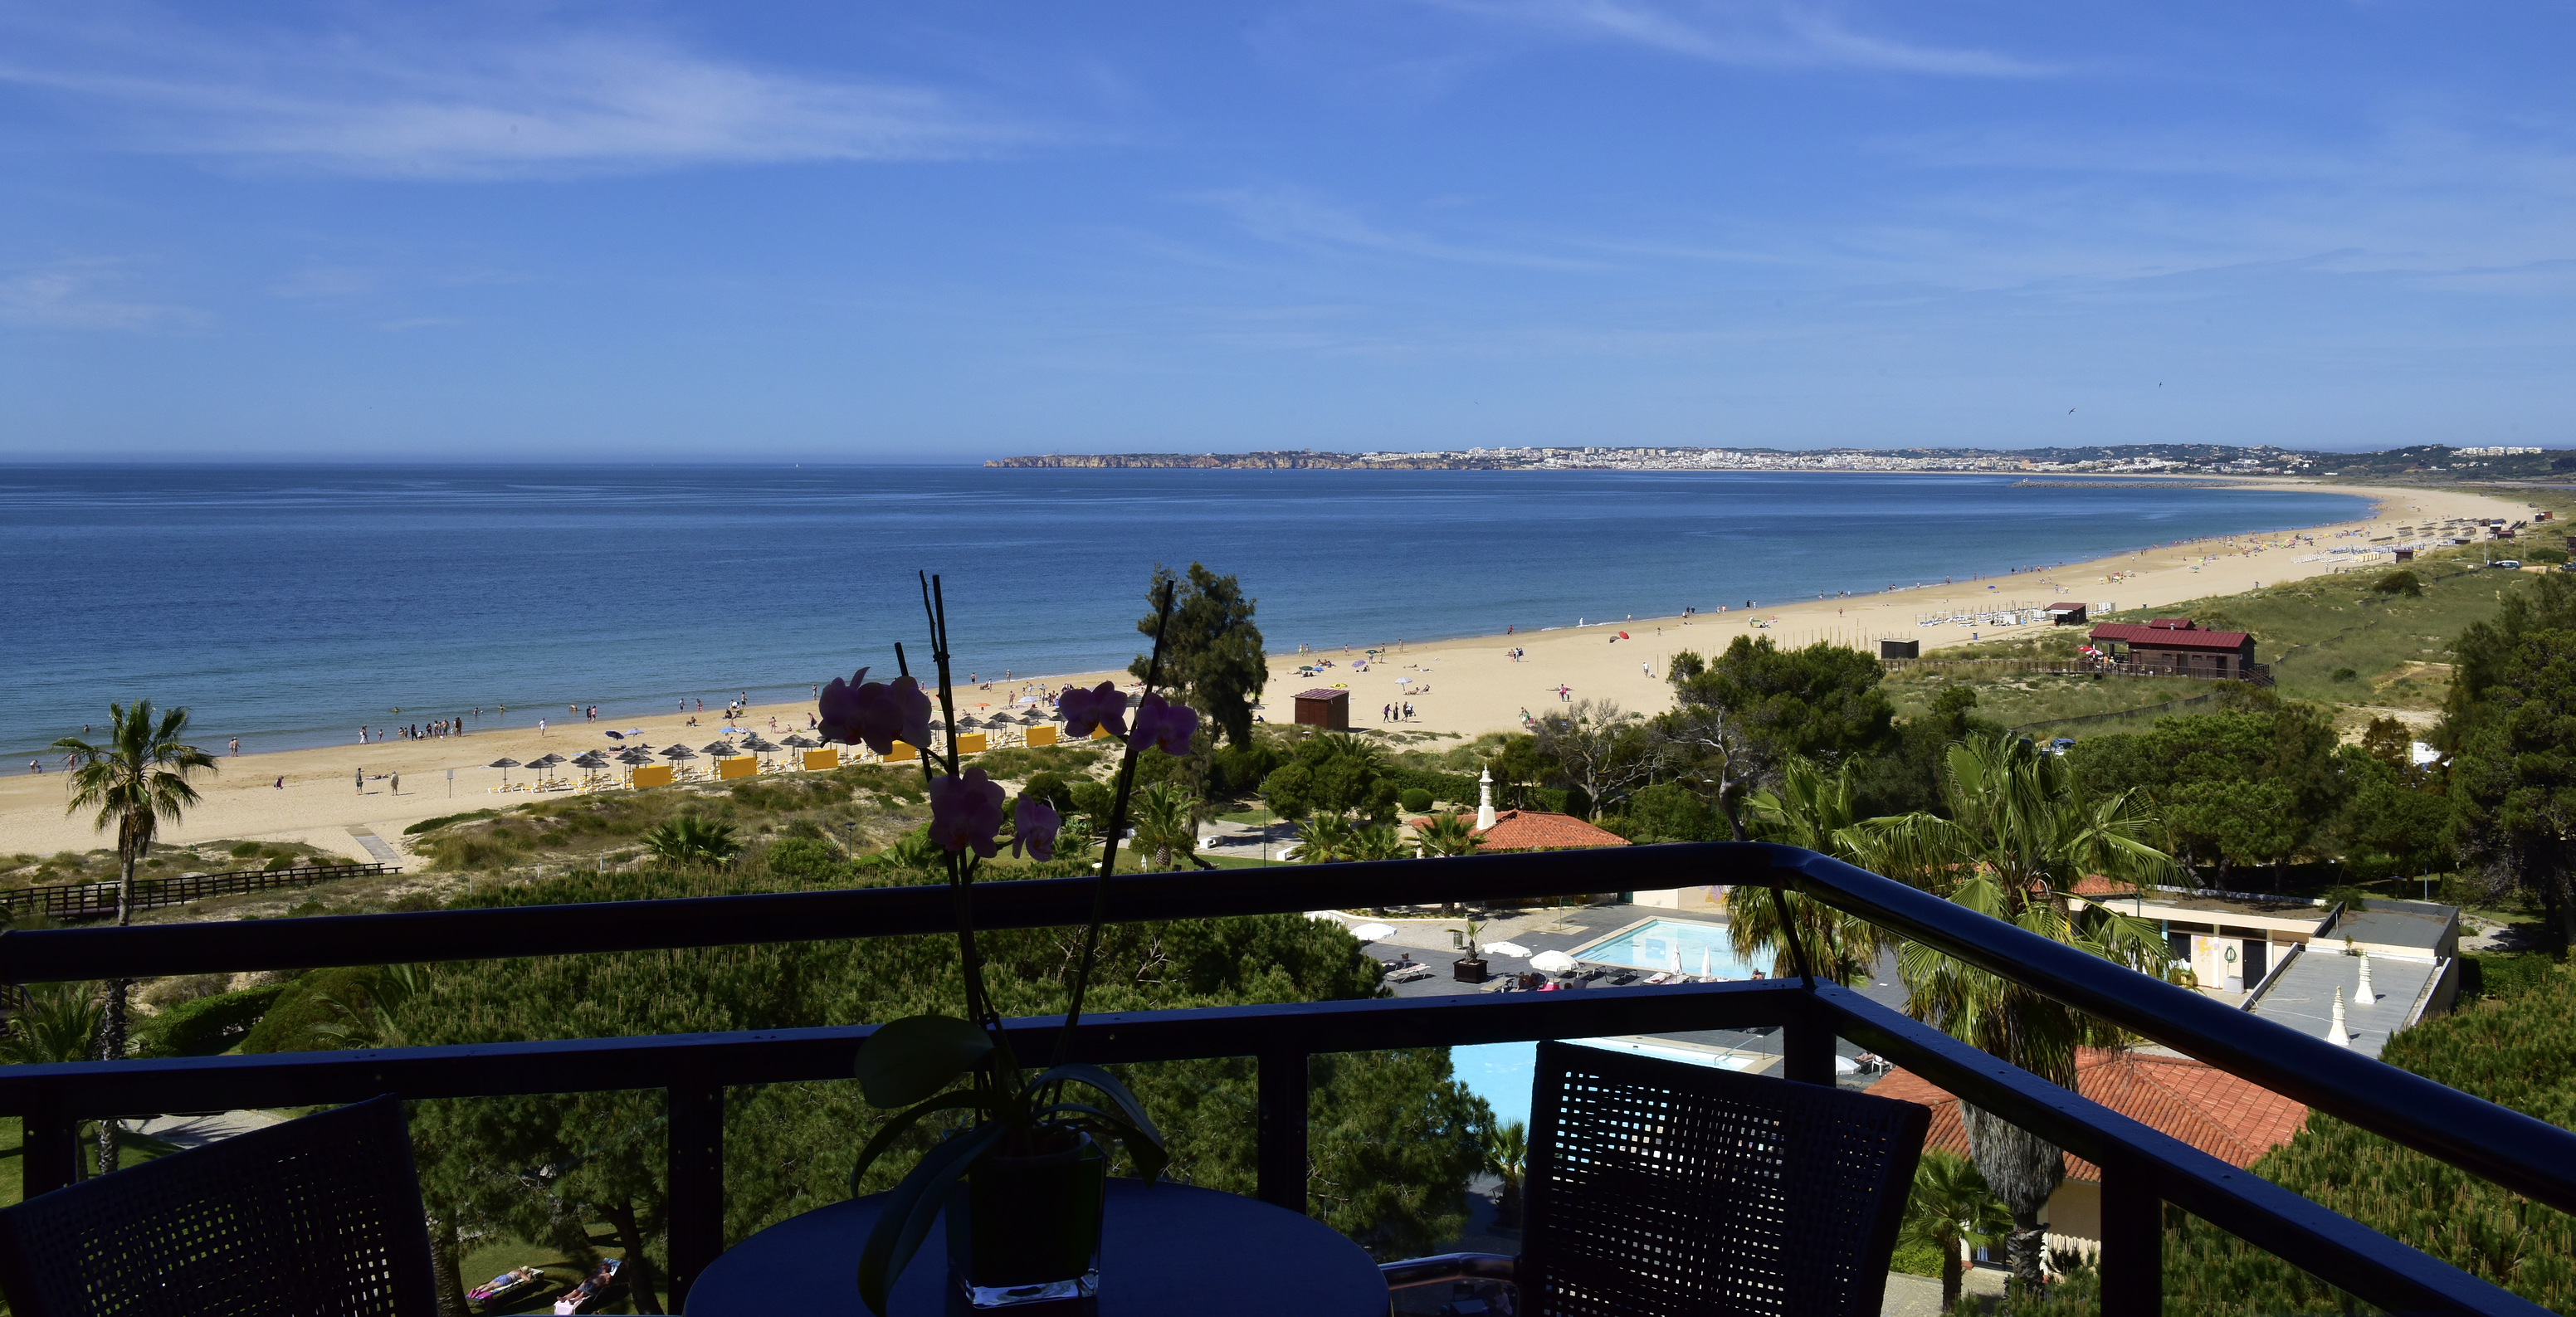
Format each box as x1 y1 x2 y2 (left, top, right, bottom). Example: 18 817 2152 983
1 844 2568 1317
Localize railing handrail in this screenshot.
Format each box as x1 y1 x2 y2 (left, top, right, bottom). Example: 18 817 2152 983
0 841 2564 1315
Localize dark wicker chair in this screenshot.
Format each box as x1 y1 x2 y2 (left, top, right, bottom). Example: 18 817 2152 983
0 1095 437 1317
1387 1041 1930 1317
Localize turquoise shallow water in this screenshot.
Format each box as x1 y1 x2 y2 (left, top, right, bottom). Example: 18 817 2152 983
1573 918 1767 975
0 465 2364 757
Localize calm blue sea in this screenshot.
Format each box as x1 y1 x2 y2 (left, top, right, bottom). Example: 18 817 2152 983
0 466 2365 758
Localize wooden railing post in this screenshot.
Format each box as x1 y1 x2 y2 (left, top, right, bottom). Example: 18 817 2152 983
1256 1050 1308 1214
665 1082 724 1309
2100 1158 2162 1317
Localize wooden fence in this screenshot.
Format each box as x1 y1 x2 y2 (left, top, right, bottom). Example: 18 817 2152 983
0 862 401 924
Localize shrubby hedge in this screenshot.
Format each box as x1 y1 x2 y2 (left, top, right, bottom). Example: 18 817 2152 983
132 983 290 1058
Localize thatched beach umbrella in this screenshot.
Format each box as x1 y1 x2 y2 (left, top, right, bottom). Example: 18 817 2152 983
782 734 817 749
661 744 697 760
701 740 739 757
488 757 522 786
616 748 654 765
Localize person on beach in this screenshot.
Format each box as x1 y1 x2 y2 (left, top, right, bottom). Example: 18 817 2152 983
391 771 400 795
27 760 37 774
274 776 283 789
359 725 368 744
229 738 239 756
538 719 548 737
355 768 363 794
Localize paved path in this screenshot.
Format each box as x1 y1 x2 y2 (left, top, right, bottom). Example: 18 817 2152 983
346 826 402 865
130 1109 282 1149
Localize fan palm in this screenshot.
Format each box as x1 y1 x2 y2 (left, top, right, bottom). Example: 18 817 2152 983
1294 812 1355 863
54 700 215 1176
642 815 743 867
307 963 428 1049
1348 822 1410 862
1412 812 1482 859
0 983 103 1066
1898 1149 2010 1309
1482 1119 1530 1228
1736 756 1891 983
1129 783 1200 871
1843 731 2181 1295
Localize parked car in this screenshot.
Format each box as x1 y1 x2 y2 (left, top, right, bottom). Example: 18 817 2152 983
2046 737 2076 756
2493 559 2524 569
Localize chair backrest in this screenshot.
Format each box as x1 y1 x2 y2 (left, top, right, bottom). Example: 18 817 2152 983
0 1095 437 1317
1520 1041 1930 1317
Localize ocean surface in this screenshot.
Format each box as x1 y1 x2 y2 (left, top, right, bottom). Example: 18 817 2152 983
0 466 2367 758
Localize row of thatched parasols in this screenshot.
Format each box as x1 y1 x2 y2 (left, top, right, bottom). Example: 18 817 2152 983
483 708 1067 784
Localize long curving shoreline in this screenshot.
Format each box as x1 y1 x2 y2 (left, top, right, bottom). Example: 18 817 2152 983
0 479 2534 861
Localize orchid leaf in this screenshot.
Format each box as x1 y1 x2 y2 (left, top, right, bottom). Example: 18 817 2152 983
1031 1104 1171 1183
856 1013 993 1109
848 1090 989 1197
856 1122 1007 1317
1028 1063 1162 1141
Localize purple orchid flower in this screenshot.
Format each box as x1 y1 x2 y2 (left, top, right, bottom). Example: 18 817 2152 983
886 675 934 750
1057 680 1131 739
816 668 871 746
1130 693 1198 756
928 768 1007 857
1012 793 1062 861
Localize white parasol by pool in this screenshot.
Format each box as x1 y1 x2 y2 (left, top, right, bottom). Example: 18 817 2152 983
1529 950 1578 973
1483 942 1532 958
1348 922 1398 943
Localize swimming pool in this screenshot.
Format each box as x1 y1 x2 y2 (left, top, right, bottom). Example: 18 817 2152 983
1570 918 1766 977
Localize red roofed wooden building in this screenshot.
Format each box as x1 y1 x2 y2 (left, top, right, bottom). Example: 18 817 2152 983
1871 1048 2309 1268
1407 809 1631 853
2087 617 2261 681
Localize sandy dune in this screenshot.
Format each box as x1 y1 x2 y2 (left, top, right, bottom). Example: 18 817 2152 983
0 480 2535 860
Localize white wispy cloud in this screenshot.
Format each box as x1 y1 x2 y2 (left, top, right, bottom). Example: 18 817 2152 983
0 7 1029 178
1196 184 1604 271
1417 0 2049 77
0 258 198 330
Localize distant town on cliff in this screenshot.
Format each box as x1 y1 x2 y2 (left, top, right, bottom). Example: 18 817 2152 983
988 443 2565 481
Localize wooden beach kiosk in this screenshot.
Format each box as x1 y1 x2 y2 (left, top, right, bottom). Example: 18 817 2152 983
1293 688 1351 731
1878 640 1920 661
2045 602 2089 626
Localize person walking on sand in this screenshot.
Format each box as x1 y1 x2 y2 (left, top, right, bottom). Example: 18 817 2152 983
539 718 548 737
229 738 239 756
391 771 400 795
274 776 283 789
355 767 363 795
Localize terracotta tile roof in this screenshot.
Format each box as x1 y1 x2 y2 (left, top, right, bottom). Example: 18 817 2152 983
2066 875 2136 897
1293 689 1349 701
1868 1048 2308 1182
2089 622 2253 651
1408 809 1632 851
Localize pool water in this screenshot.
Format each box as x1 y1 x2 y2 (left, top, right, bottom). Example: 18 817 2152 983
1573 918 1765 977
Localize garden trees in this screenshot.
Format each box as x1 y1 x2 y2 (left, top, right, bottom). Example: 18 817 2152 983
2065 691 2348 885
1412 812 1482 858
1129 783 1201 871
1530 699 1663 817
1846 733 2180 1296
1259 734 1399 822
53 700 216 1175
1130 563 1266 748
1656 638 1895 837
2449 627 2576 950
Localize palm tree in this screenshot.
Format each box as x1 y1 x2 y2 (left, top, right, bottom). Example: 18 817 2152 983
1348 822 1409 862
1294 812 1354 863
1844 731 2181 1295
1735 756 1892 983
1129 783 1200 871
642 815 743 867
1412 812 1482 859
308 963 428 1049
0 983 103 1066
1482 1119 1530 1228
54 700 215 1175
1898 1149 2010 1309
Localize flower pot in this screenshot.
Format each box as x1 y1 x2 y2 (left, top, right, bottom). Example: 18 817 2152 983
1453 957 1489 983
945 1127 1106 1311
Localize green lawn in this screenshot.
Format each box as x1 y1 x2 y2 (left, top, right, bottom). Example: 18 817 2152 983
457 1223 661 1315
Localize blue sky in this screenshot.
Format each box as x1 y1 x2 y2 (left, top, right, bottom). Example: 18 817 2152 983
0 1 2568 461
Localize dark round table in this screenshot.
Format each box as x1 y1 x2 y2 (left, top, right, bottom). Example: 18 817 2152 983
685 1179 1388 1315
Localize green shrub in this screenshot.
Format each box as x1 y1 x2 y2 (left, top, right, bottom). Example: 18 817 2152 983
2330 667 2359 682
239 966 375 1054
404 810 498 837
763 837 846 880
263 855 292 871
1399 788 1434 813
228 841 262 858
133 983 290 1058
2528 546 2571 565
2371 569 2422 597
2463 952 2554 1000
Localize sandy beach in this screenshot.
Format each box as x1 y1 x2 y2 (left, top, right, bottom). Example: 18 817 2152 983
0 479 2535 862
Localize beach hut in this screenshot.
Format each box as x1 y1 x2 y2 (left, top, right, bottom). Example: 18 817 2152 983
1293 688 1351 731
2044 602 2089 626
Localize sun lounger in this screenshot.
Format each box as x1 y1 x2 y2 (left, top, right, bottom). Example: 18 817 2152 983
469 1266 544 1304
1642 972 1671 985
554 1258 621 1315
